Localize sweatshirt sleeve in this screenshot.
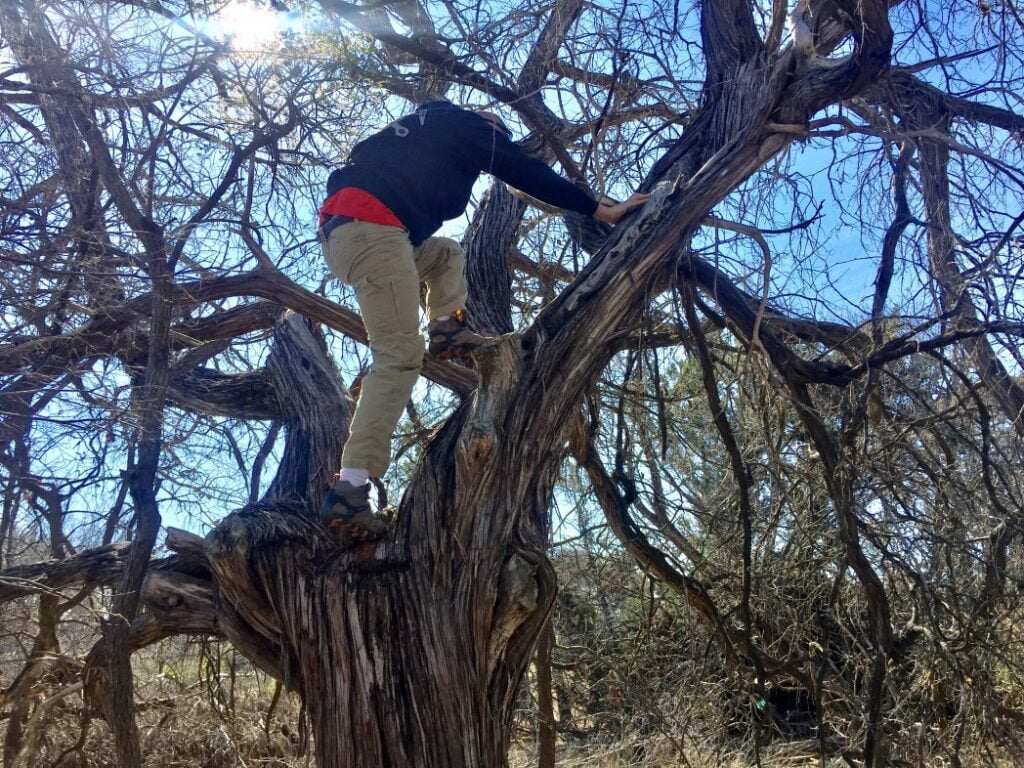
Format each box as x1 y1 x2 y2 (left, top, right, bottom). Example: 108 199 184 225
458 113 599 217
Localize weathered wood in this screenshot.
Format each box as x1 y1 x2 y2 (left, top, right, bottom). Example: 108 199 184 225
194 317 558 767
168 367 277 420
163 528 212 578
0 542 130 602
134 572 218 647
464 181 525 335
0 269 477 397
263 311 352 501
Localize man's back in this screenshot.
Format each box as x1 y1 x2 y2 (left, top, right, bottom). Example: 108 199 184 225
326 101 596 245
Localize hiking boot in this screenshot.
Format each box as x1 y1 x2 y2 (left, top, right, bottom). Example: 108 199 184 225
427 309 496 360
319 479 388 541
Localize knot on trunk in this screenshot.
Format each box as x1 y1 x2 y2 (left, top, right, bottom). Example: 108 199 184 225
139 572 217 638
486 550 555 679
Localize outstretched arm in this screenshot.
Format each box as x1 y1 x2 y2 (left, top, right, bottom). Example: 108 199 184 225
462 111 647 223
593 193 651 224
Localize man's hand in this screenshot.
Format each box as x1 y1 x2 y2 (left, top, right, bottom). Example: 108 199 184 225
593 192 651 225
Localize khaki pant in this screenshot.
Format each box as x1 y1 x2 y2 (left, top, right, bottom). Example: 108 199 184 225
322 220 468 476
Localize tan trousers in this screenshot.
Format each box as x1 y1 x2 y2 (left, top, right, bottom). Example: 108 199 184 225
322 220 468 476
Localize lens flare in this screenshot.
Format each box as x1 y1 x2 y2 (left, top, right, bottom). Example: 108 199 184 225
209 1 293 51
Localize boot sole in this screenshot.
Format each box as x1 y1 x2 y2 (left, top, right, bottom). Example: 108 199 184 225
326 516 387 541
431 341 498 361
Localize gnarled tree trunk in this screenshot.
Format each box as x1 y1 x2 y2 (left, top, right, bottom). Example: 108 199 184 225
195 314 555 767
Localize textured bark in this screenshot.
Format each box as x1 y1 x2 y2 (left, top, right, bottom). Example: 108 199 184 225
202 319 557 767
464 182 527 334
0 542 130 602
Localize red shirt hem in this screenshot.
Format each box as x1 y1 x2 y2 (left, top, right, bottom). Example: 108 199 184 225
319 187 405 229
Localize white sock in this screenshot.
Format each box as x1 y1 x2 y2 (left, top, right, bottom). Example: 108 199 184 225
434 314 450 322
338 467 370 486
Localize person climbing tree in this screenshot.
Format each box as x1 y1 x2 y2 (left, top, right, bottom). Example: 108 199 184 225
318 99 649 537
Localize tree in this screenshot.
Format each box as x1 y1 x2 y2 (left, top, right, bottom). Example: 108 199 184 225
2 1 1023 767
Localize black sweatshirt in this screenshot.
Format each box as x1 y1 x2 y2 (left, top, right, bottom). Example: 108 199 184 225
325 101 599 246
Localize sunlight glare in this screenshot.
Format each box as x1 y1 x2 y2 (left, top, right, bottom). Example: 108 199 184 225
209 1 293 51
